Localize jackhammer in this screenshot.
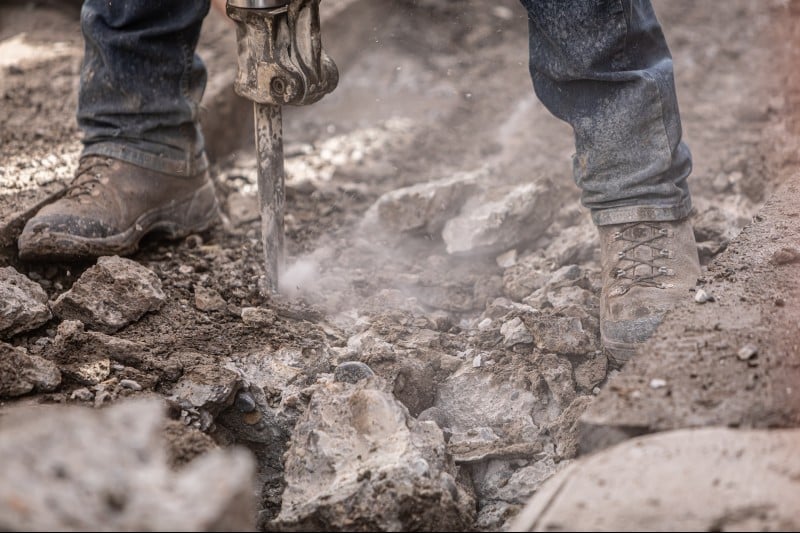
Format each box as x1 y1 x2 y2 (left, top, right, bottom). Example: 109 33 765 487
226 0 339 294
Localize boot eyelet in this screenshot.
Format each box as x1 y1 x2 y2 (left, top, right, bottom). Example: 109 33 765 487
617 251 625 259
659 228 669 236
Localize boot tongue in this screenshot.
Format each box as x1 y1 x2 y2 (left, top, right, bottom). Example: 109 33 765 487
627 225 655 279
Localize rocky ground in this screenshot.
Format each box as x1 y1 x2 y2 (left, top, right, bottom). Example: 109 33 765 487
1 0 799 530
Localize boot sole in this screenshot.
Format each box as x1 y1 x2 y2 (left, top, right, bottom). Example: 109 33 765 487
601 337 638 369
18 181 219 261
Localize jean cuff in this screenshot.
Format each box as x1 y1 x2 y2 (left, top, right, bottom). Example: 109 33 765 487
81 142 208 177
591 200 692 226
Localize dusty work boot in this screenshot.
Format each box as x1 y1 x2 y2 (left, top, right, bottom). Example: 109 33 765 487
18 156 219 261
598 218 701 366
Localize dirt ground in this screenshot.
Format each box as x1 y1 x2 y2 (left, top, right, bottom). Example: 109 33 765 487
1 0 799 530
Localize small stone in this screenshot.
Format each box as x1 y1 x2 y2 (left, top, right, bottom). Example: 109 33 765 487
694 288 712 304
769 247 800 266
0 266 52 339
500 317 533 347
241 307 277 326
120 379 143 391
234 390 256 413
178 265 194 275
94 389 113 408
649 378 667 389
496 249 518 268
194 286 227 312
737 344 758 361
477 318 492 331
333 361 375 384
472 354 482 368
592 387 601 395
0 342 61 398
70 388 94 401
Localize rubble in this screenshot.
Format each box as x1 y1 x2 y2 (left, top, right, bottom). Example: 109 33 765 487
442 182 555 255
0 266 52 338
511 428 800 532
273 376 475 531
51 256 165 333
366 168 486 234
0 341 61 398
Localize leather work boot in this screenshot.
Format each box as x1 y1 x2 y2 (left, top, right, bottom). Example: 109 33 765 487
598 218 701 366
18 156 219 261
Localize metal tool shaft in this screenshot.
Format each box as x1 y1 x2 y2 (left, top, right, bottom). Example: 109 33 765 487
254 102 284 294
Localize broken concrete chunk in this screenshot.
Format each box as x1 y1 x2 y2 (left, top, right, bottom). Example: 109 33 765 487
170 364 241 429
366 168 486 234
0 399 256 531
46 320 125 385
442 182 555 255
530 316 598 355
0 266 52 339
0 341 61 398
51 256 165 333
436 368 540 463
500 317 533 347
273 377 475 531
194 285 227 312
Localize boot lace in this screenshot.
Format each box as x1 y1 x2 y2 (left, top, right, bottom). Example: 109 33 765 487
611 222 675 290
64 157 112 200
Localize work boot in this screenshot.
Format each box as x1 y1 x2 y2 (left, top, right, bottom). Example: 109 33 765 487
598 218 701 366
18 156 219 261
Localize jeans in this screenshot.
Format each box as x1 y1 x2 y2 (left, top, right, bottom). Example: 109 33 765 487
77 0 692 224
78 0 210 176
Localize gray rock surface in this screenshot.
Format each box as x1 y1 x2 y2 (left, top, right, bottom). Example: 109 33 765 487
436 368 540 464
52 256 165 333
510 428 800 531
171 364 242 431
530 316 598 355
0 341 60 398
442 182 555 255
47 320 110 385
273 376 475 531
0 399 256 531
366 169 485 234
0 266 51 339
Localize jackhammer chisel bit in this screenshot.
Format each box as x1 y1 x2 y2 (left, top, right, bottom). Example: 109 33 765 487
227 0 338 294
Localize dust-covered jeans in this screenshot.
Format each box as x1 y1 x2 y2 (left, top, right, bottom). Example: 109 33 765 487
78 0 210 176
520 0 692 224
78 0 692 223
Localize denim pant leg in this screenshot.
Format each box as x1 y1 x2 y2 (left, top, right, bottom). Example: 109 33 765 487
520 0 693 225
78 1 211 176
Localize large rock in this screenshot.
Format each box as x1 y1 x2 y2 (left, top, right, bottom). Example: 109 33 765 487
435 368 541 464
0 341 60 398
510 428 800 531
442 182 555 255
0 399 256 531
0 266 51 339
52 256 165 333
272 376 475 531
365 169 486 234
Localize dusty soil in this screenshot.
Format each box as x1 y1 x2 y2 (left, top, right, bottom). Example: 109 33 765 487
1 0 798 530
